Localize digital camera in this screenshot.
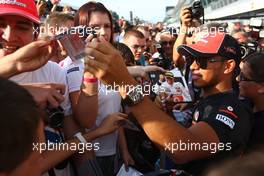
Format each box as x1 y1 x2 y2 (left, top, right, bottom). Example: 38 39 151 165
188 0 204 20
240 42 262 59
152 43 166 64
46 106 64 128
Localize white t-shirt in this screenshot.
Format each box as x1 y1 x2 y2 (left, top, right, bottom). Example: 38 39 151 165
10 61 71 116
59 56 72 68
9 61 72 176
61 57 121 156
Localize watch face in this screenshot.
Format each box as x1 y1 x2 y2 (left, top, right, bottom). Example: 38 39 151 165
130 92 141 102
128 87 143 104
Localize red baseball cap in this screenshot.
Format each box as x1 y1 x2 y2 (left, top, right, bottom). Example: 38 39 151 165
178 32 242 62
0 0 40 24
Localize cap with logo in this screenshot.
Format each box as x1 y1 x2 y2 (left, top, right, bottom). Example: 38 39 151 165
177 32 242 62
165 72 174 78
0 0 40 24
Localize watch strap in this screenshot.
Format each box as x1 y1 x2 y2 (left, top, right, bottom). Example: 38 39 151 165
122 85 144 106
74 132 87 144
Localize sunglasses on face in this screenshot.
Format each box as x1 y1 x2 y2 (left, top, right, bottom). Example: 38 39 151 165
160 41 174 46
186 57 225 69
238 72 263 82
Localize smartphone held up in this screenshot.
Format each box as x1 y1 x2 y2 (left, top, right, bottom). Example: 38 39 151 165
53 26 98 61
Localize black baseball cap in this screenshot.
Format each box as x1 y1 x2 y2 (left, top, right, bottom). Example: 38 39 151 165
177 32 242 62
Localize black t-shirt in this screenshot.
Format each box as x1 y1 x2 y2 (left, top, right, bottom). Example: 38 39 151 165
249 111 264 148
181 91 253 175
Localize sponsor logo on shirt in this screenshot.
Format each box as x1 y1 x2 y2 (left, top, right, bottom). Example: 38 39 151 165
67 67 79 74
227 106 233 111
216 114 235 129
219 106 238 119
193 110 199 122
0 0 26 7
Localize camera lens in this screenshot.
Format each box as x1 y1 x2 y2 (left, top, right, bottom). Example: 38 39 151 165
240 45 247 59
190 0 204 20
46 106 64 128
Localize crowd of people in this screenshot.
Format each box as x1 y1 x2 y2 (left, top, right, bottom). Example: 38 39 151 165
0 0 264 176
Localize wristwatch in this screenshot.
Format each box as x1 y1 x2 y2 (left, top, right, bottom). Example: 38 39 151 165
74 132 87 144
122 85 144 106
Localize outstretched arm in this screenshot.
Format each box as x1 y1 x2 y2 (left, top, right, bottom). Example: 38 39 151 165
83 38 220 164
39 112 127 173
0 40 55 78
173 7 192 69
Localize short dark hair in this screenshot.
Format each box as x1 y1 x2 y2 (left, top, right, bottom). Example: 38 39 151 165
206 151 264 176
124 29 145 41
136 26 149 32
0 77 42 172
113 42 135 66
243 52 264 82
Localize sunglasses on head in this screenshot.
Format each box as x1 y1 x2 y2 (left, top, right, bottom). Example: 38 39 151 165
186 57 226 69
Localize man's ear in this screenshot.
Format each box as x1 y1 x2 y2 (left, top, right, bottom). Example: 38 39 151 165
223 59 236 75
